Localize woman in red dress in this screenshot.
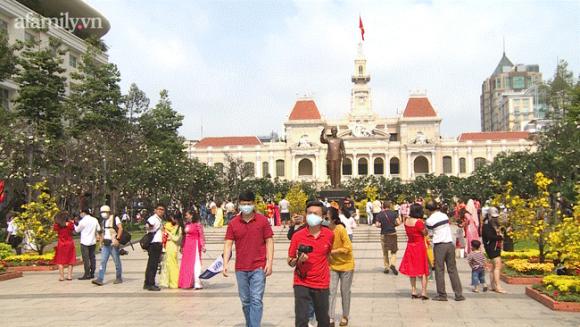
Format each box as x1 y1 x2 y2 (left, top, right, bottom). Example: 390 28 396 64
52 211 76 281
399 203 430 299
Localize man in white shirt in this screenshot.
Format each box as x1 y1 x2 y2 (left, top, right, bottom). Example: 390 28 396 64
93 205 124 286
144 204 165 291
5 214 23 255
425 200 464 302
365 199 373 225
279 198 290 228
75 209 101 280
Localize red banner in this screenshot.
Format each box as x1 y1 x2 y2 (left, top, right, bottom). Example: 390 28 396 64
0 180 5 204
359 16 365 41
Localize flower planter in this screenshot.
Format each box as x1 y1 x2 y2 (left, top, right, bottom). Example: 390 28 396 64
500 273 543 285
526 287 580 312
0 271 23 282
5 260 83 272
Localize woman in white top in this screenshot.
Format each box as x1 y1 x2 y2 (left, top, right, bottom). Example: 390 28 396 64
339 207 357 241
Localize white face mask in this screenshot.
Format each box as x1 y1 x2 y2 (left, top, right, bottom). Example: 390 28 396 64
100 212 109 219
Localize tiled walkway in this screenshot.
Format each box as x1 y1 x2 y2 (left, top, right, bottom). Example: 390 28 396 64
0 225 578 326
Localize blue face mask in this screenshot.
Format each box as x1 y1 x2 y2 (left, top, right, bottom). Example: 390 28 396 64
321 219 330 227
306 214 322 227
240 205 254 215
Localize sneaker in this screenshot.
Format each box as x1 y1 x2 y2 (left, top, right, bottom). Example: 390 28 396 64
390 265 399 276
91 279 104 286
431 296 448 301
113 279 123 284
78 276 91 280
383 268 390 274
455 295 466 301
483 286 489 292
146 285 161 291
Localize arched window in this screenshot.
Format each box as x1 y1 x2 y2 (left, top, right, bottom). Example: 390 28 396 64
413 156 429 174
442 156 452 174
342 158 352 175
262 162 269 177
474 157 487 170
389 157 400 174
358 158 368 175
298 158 313 176
373 158 384 175
459 158 466 173
244 162 255 177
276 159 285 177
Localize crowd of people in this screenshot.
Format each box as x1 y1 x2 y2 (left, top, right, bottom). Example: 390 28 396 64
5 190 511 327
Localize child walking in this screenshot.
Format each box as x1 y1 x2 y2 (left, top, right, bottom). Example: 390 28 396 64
466 240 488 293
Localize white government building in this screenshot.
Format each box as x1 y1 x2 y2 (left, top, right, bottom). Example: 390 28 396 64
185 44 534 184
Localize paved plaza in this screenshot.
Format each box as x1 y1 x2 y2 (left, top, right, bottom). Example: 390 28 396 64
0 225 578 327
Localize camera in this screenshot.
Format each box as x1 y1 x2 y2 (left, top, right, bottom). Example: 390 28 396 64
297 244 313 255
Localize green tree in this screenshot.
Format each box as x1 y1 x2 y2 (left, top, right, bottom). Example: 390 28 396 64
286 184 308 215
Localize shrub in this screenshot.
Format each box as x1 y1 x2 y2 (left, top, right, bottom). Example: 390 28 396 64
504 259 554 275
2 252 55 266
0 243 13 259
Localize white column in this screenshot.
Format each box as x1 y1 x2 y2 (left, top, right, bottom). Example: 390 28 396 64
368 152 373 175
314 154 319 180
292 155 296 180
453 148 459 176
353 153 358 176
431 152 436 174
386 155 391 177
467 146 473 174
407 152 413 180
269 153 274 178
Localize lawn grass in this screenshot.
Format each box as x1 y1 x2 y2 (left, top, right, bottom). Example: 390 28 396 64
514 239 538 251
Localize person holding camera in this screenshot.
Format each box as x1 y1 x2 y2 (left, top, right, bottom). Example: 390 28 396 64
92 205 123 286
223 191 274 327
288 201 334 327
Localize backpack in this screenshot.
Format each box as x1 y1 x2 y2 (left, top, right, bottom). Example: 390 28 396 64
139 216 161 250
106 216 132 246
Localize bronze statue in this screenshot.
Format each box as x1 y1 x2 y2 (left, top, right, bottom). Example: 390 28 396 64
320 126 346 188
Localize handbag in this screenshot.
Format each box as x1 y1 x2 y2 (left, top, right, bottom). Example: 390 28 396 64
139 232 155 250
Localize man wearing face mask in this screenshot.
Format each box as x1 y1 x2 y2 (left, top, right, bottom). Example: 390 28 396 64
223 191 274 327
288 201 335 327
92 205 123 286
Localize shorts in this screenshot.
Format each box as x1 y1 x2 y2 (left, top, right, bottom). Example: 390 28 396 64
281 212 290 221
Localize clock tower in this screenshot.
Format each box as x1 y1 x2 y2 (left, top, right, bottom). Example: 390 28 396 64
350 42 375 120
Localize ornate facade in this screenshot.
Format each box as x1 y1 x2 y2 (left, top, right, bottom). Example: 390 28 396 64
186 44 534 183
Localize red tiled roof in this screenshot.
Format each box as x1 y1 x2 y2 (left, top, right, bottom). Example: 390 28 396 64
458 131 530 142
194 136 262 148
288 99 322 120
402 96 438 118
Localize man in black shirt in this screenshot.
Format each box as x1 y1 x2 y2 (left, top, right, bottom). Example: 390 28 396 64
374 201 401 275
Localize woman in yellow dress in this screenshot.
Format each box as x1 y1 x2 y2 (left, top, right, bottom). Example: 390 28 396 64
159 214 183 288
213 201 225 228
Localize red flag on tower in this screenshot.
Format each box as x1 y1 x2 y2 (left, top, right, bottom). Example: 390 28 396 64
359 16 365 41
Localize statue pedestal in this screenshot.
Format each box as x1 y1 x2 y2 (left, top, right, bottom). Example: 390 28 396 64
318 189 350 202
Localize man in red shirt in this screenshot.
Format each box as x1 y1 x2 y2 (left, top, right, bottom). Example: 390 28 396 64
223 191 274 327
287 201 334 327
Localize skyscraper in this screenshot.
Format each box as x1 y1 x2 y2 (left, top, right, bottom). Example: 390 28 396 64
480 52 543 131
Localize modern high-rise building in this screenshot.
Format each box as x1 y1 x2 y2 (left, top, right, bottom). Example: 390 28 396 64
0 0 110 109
480 52 543 131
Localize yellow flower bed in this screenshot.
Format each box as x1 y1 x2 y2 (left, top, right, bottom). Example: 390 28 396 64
543 275 580 294
504 259 554 275
3 252 54 263
502 250 540 259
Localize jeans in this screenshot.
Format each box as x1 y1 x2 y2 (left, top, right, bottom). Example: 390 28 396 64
329 270 353 321
433 242 463 298
145 242 163 286
81 244 96 277
294 285 330 327
208 214 216 226
471 269 486 286
97 244 122 282
236 269 266 327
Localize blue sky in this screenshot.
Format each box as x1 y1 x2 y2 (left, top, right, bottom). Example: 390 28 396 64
85 0 579 139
